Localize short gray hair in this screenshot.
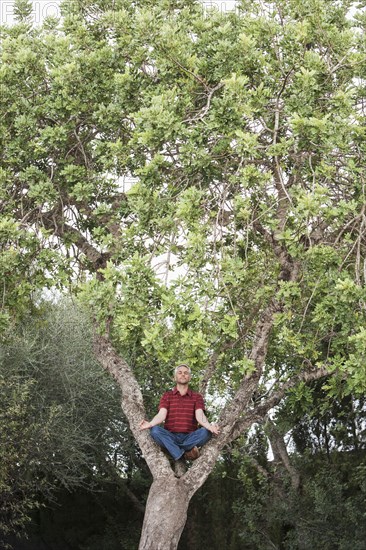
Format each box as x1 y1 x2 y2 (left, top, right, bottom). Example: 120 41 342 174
174 364 191 375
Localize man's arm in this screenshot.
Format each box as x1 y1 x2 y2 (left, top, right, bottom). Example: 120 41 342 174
195 409 220 435
139 408 167 430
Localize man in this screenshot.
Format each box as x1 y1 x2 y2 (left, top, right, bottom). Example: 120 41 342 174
139 364 219 461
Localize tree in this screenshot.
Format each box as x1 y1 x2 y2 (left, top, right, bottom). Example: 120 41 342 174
1 0 366 547
0 374 41 544
229 436 366 550
0 301 140 542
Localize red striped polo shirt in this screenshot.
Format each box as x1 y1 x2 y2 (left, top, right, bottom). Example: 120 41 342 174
158 387 205 433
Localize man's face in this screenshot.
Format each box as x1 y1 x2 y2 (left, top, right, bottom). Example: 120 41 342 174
175 366 191 385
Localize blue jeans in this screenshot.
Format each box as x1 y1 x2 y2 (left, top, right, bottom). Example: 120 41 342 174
150 426 212 460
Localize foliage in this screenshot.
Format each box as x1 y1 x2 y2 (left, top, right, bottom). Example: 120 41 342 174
277 380 366 455
0 300 139 539
219 428 366 550
0 375 42 542
231 452 366 550
2 0 366 546
1 0 366 397
283 456 366 550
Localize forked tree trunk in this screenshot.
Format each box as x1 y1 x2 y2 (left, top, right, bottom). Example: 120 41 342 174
94 333 329 550
138 477 191 550
93 335 195 549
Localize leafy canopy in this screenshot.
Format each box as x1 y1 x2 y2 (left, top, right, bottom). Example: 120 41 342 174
1 0 366 401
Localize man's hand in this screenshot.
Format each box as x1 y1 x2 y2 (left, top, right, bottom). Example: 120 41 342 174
139 420 151 430
139 408 167 431
208 423 220 435
196 409 220 435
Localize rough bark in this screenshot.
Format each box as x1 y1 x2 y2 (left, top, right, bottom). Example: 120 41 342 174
93 333 173 479
138 478 190 550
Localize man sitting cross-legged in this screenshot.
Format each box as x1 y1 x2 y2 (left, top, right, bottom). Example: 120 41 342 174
139 364 219 461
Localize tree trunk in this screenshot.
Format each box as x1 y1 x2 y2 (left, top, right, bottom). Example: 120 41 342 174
138 477 190 550
93 334 330 549
266 419 301 492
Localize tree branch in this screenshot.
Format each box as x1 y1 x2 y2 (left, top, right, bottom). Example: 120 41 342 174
93 334 174 480
199 340 236 396
218 299 279 433
265 418 300 491
184 82 225 123
42 214 111 275
230 364 330 441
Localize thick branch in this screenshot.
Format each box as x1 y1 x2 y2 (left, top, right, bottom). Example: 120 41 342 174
265 418 300 491
253 219 300 281
230 365 330 440
42 214 111 271
93 334 174 480
218 300 279 432
182 414 256 494
199 340 236 396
